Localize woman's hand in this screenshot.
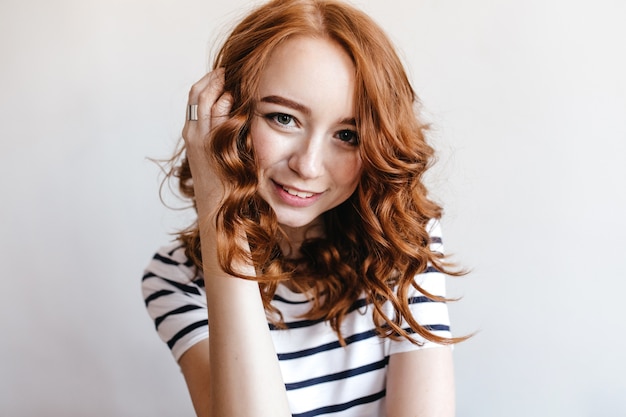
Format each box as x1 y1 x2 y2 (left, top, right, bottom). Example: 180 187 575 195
182 68 233 218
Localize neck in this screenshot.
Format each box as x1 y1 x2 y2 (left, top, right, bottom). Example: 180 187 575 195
278 219 324 258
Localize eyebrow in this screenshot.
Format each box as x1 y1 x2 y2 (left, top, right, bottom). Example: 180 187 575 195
259 95 356 126
260 95 311 116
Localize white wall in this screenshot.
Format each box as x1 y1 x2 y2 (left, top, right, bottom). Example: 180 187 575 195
1 0 624 416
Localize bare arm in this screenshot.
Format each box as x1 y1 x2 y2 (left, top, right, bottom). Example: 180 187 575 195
386 347 455 417
179 340 211 416
179 69 291 417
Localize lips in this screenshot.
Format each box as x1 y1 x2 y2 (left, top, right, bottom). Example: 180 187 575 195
271 180 323 207
282 185 315 199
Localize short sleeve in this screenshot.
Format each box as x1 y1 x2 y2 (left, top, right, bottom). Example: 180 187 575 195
387 218 452 355
141 244 209 361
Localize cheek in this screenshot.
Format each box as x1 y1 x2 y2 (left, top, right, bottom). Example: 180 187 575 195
336 155 363 188
250 119 274 166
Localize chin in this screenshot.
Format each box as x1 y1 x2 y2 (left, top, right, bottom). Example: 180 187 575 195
277 219 314 229
275 213 321 230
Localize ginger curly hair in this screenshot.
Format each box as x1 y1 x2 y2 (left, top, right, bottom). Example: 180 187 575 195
167 0 465 345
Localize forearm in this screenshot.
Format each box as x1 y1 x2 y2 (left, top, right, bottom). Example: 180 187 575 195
199 222 291 417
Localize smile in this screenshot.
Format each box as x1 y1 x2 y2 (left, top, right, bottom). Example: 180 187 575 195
271 180 323 207
282 186 315 199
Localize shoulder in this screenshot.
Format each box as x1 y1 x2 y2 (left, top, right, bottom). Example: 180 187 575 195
142 243 202 294
141 242 208 361
143 242 198 280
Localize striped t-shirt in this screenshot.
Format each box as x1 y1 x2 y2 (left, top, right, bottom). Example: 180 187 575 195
142 220 452 417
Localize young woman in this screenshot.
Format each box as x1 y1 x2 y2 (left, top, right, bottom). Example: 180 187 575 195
142 1 465 416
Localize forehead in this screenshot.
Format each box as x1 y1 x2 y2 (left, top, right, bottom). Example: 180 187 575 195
256 36 356 116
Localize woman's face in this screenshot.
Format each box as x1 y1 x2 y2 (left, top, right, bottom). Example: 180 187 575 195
250 36 362 232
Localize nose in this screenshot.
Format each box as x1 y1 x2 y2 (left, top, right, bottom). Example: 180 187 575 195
288 135 325 179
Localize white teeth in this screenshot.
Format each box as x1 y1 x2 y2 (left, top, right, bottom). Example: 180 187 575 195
283 187 314 198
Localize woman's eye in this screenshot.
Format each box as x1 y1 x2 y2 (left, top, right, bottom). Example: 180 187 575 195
270 113 294 126
336 129 359 145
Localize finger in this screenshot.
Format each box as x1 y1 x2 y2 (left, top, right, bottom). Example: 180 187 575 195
183 68 225 141
197 71 226 121
187 67 225 106
212 92 234 128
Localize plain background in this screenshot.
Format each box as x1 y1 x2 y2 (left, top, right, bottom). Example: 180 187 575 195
1 0 625 416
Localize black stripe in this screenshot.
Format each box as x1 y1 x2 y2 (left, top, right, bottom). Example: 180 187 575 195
167 319 208 349
277 329 378 360
408 296 436 304
269 297 369 330
285 357 388 390
142 271 157 281
272 295 368 312
165 246 195 268
153 252 181 266
269 318 325 330
155 305 203 329
292 390 386 417
272 294 312 305
276 324 450 361
271 295 438 331
348 298 368 312
144 289 174 307
159 277 201 296
167 245 184 256
430 236 443 245
425 324 450 332
401 324 450 334
143 274 201 297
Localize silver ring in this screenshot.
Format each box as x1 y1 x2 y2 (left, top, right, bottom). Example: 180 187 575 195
187 104 198 121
